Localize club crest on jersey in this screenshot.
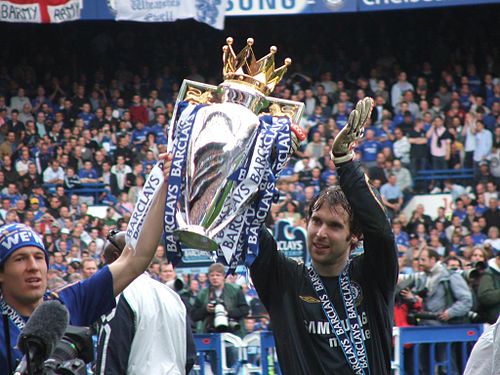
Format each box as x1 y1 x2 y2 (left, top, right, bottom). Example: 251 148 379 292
350 281 363 306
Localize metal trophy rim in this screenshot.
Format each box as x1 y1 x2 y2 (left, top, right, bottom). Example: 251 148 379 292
168 79 305 252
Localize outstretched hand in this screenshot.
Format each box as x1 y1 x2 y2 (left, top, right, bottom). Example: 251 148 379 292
330 97 374 165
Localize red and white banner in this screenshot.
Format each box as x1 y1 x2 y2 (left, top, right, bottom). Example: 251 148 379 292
0 0 82 23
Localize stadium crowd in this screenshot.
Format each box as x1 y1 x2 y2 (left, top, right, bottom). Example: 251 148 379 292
0 11 499 346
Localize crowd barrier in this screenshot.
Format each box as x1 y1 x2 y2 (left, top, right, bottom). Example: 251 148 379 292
193 324 484 375
43 183 107 201
193 331 281 375
413 168 474 182
392 324 484 375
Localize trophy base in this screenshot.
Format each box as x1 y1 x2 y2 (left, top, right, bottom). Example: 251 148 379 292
174 226 218 252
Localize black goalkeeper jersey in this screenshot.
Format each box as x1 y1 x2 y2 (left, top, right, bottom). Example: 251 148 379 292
251 161 399 375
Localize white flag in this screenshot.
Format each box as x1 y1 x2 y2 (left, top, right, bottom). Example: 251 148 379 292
110 0 227 30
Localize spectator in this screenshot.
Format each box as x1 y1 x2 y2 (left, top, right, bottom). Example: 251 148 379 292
43 159 64 185
358 128 382 168
390 159 412 195
473 120 493 177
191 263 249 337
63 166 82 190
191 263 249 371
408 119 428 189
412 249 473 374
159 261 176 284
483 197 499 232
392 127 411 167
484 226 500 252
111 155 132 193
80 257 98 279
367 152 388 185
391 72 415 109
380 174 403 220
426 116 451 190
78 160 99 183
477 251 500 324
0 132 16 159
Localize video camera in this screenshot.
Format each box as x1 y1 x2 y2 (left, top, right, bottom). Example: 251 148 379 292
15 326 94 375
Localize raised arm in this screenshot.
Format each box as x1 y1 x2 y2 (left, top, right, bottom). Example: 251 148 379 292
108 154 172 296
331 97 398 290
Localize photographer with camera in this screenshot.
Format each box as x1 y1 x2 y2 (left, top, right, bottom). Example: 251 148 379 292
408 249 473 374
191 263 249 371
477 250 500 324
191 263 249 337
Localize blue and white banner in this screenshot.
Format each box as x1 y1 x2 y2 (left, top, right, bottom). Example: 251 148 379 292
82 0 499 20
226 0 356 15
109 0 227 29
126 159 165 252
359 0 499 11
273 220 309 263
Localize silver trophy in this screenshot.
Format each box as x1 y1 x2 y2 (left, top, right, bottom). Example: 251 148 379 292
166 38 304 259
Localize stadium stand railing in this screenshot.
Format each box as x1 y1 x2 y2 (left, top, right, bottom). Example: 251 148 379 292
412 168 474 182
194 325 484 375
43 183 107 202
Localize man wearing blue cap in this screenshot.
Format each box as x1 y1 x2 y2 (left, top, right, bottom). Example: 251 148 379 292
0 155 172 374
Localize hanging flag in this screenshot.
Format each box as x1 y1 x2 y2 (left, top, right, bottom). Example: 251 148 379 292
0 0 82 23
108 0 227 30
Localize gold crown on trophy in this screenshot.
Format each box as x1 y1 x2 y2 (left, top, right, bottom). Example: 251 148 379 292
222 37 291 96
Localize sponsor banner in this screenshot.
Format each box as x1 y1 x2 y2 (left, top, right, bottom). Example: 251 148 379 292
109 0 227 29
227 0 356 16
79 0 499 20
126 160 164 251
359 0 499 12
0 0 82 23
273 220 309 263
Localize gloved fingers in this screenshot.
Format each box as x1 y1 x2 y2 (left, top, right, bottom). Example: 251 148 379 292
347 109 361 136
359 97 374 127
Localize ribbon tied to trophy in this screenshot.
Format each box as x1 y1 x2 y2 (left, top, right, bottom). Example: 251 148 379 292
126 37 305 273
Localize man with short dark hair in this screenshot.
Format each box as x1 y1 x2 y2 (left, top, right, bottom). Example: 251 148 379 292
250 98 399 374
408 249 473 374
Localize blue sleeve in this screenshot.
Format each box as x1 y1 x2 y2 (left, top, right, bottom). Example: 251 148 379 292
58 266 116 326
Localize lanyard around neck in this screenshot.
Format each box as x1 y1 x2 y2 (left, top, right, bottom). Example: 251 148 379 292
307 264 370 375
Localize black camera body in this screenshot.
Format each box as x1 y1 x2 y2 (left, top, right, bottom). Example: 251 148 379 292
43 326 94 375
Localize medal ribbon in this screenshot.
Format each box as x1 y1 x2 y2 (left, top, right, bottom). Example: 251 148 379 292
307 265 370 375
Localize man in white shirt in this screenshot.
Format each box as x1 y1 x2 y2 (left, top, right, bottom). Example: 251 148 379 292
96 230 196 375
43 159 65 184
391 72 414 109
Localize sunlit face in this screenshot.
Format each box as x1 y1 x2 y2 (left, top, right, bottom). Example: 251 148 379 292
81 260 97 279
0 247 47 311
418 250 435 272
160 263 175 283
470 249 485 263
307 204 353 270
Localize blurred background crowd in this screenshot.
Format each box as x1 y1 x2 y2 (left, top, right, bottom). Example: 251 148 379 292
0 5 498 334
